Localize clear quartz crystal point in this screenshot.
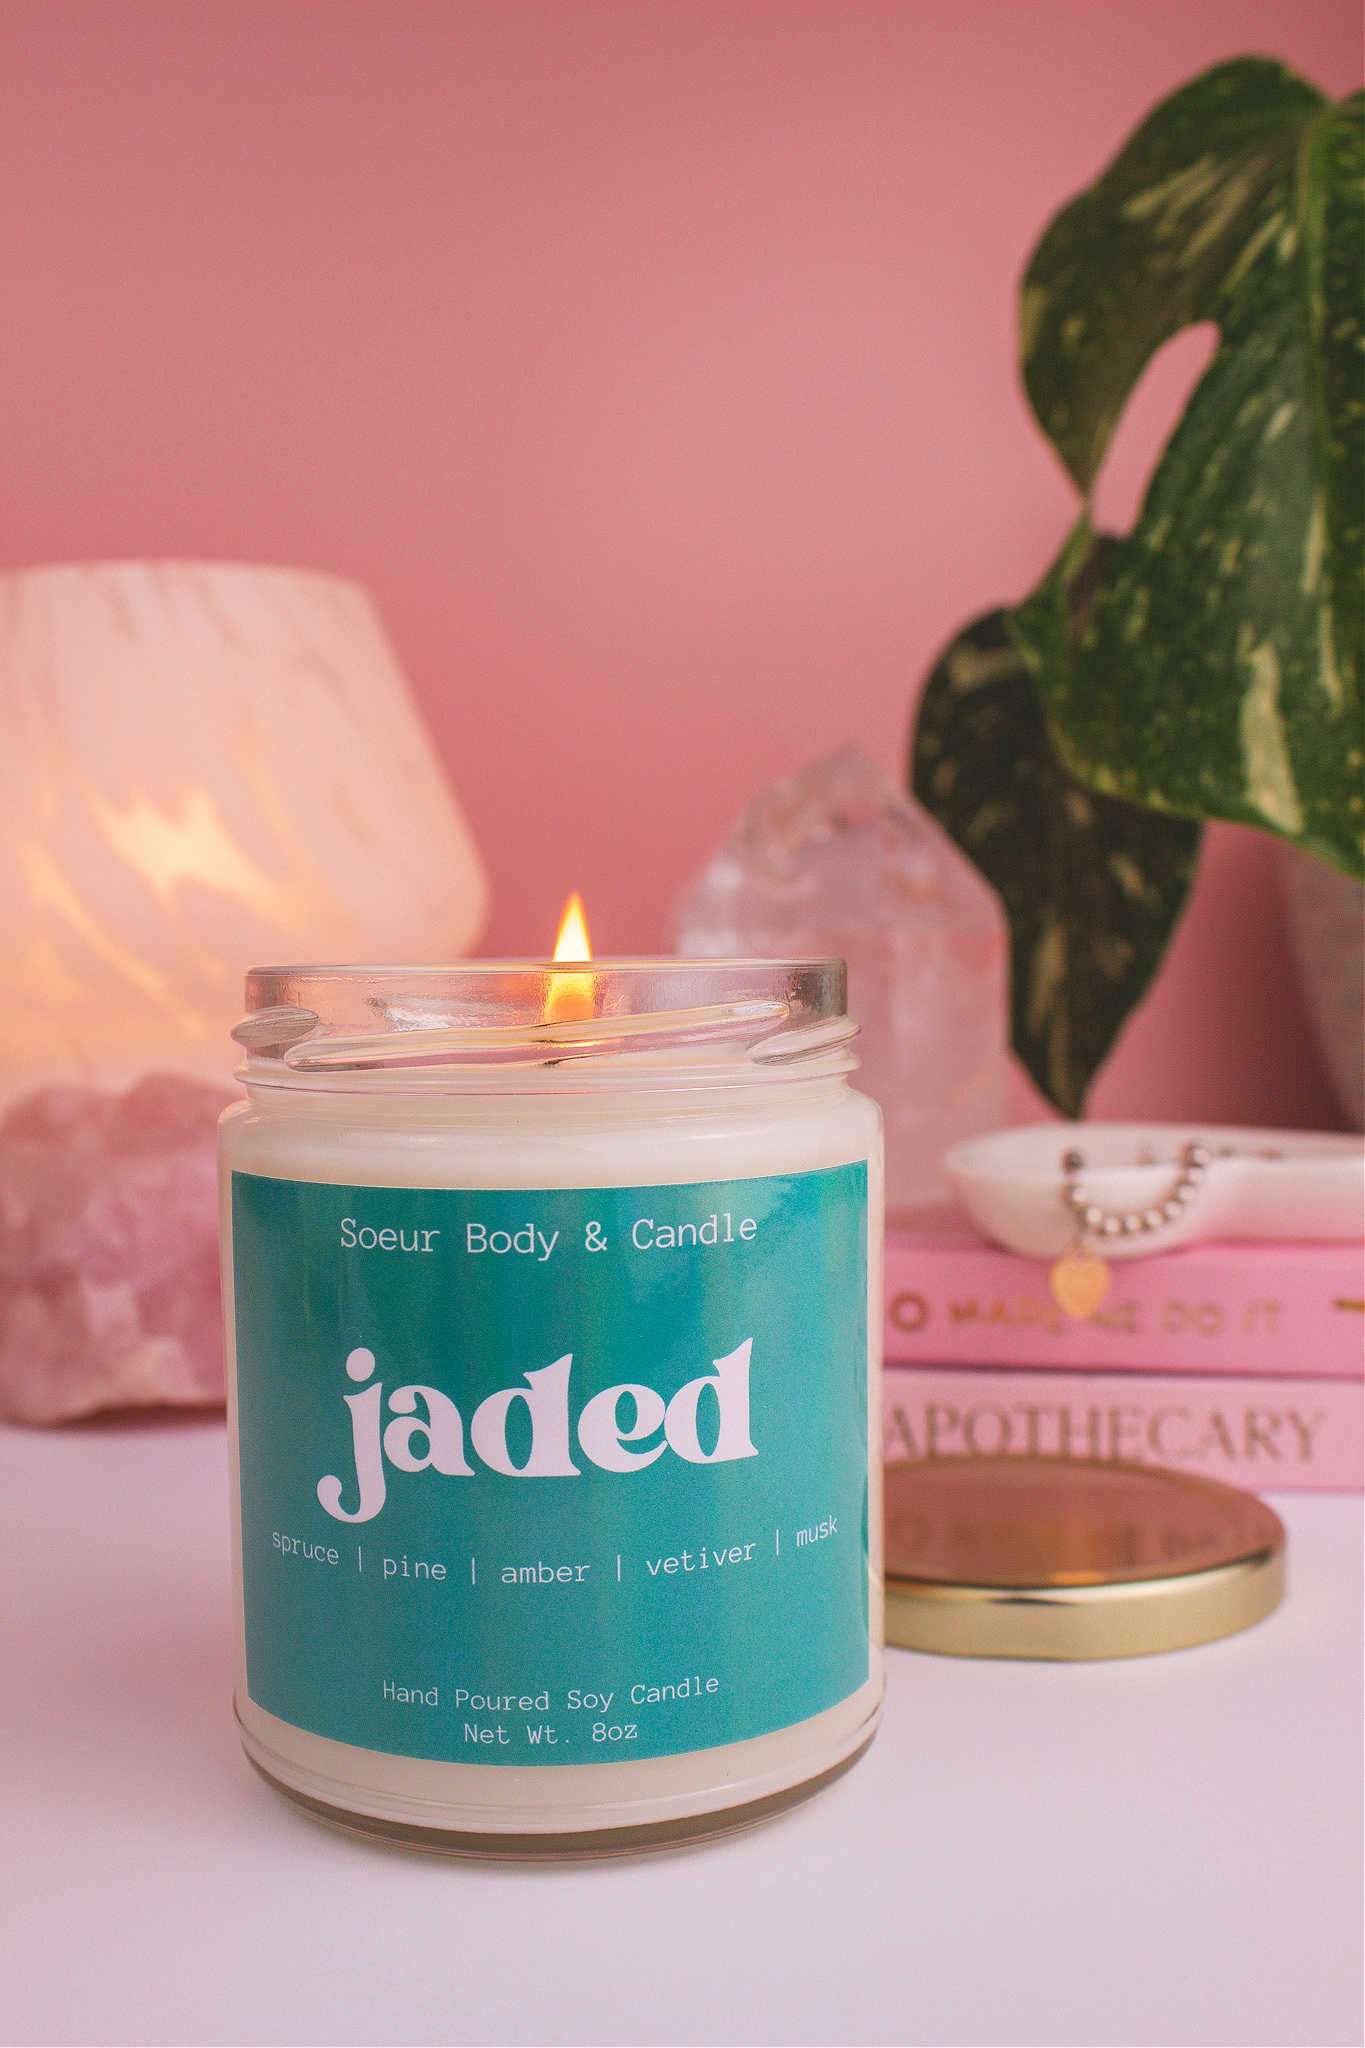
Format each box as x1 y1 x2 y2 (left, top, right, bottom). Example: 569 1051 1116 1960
677 747 1008 1222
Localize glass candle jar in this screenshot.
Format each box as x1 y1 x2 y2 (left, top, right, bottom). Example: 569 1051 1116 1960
221 960 884 1856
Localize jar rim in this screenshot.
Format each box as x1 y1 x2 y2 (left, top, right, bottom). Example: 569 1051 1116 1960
234 958 855 1083
242 956 845 979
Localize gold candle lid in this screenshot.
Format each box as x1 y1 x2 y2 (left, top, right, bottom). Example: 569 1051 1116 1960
884 1457 1286 1660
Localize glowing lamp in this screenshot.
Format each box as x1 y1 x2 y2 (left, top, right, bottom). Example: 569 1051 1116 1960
0 561 488 1421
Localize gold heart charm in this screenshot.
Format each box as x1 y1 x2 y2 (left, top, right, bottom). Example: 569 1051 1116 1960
1049 1248 1112 1321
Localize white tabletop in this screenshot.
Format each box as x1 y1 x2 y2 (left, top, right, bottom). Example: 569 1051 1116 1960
2 1418 1361 2048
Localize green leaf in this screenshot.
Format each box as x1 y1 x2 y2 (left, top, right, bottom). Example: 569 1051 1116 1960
1020 61 1364 878
912 567 1201 1116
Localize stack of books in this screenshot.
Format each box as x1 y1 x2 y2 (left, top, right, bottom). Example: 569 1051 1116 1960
882 1228 1364 1491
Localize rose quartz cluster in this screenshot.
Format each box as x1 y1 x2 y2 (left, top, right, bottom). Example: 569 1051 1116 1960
0 1074 236 1425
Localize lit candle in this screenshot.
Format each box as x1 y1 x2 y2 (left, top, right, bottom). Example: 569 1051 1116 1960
543 890 596 1023
221 917 884 1856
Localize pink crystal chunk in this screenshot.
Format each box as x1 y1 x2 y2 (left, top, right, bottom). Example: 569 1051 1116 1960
677 748 1009 1222
0 1073 236 1425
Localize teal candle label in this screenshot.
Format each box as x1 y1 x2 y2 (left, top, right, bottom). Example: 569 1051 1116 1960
231 1164 869 1766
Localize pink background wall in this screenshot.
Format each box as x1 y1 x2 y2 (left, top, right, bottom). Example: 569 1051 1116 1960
2 1 1359 1124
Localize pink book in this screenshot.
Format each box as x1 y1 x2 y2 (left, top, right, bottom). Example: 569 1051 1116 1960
884 1227 1365 1378
883 1365 1363 1493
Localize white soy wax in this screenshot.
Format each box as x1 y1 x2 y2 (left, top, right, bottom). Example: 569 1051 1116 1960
221 961 883 1856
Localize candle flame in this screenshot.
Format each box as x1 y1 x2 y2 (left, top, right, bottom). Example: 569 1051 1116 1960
545 891 595 1022
552 890 592 963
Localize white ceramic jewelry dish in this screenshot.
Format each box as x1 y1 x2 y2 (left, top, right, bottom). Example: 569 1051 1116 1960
943 1123 1365 1260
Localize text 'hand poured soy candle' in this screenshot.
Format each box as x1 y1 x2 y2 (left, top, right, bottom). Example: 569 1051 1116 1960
220 906 884 1855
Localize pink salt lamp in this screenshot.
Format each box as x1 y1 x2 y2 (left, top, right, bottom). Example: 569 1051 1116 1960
0 562 487 1423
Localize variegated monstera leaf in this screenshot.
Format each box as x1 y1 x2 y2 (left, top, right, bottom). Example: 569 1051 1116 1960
912 57 1363 1114
914 551 1200 1117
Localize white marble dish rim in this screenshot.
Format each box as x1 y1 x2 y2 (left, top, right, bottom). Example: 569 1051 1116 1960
943 1122 1365 1260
